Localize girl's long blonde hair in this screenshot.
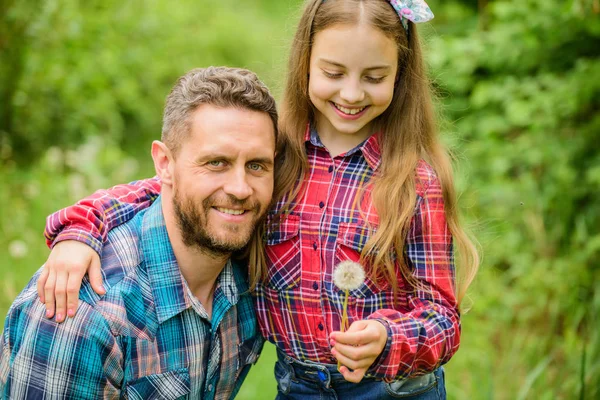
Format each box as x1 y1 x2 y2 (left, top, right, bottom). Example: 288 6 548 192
272 0 479 304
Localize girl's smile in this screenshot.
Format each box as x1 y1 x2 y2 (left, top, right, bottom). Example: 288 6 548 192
330 102 370 119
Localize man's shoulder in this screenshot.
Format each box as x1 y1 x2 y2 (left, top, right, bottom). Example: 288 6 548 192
3 279 112 348
4 213 155 348
78 214 145 304
88 214 160 339
1 280 117 398
70 215 146 320
101 222 144 286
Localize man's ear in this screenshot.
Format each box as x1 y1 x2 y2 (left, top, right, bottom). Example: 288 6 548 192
151 141 175 186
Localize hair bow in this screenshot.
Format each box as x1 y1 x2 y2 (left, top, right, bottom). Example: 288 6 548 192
386 0 434 31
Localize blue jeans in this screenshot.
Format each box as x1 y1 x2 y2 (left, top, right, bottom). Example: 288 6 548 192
274 349 446 400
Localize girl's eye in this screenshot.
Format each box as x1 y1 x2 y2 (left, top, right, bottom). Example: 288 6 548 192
365 76 385 84
323 70 342 79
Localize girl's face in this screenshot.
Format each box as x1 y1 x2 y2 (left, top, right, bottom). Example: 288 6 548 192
308 23 398 152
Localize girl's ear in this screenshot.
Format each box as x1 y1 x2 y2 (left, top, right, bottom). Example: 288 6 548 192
151 140 175 186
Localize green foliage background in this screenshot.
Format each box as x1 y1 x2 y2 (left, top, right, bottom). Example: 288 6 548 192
1 0 598 398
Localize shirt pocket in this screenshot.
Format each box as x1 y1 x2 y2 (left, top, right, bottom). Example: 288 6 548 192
265 213 301 291
335 221 390 299
125 368 190 400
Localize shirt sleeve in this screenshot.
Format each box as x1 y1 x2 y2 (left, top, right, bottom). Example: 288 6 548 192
44 177 161 254
0 288 123 398
366 174 460 380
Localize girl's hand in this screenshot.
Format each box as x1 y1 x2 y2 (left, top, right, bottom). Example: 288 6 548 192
329 320 388 383
37 240 105 323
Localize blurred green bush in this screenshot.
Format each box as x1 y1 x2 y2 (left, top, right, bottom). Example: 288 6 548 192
1 0 598 398
425 1 599 397
0 0 292 164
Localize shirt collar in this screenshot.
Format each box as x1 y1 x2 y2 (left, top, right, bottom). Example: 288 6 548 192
215 259 241 306
304 123 382 171
140 196 244 324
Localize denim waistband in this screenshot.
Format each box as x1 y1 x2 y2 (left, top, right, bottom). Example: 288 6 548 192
276 348 348 386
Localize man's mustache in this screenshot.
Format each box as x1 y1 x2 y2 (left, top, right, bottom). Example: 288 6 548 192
203 195 260 211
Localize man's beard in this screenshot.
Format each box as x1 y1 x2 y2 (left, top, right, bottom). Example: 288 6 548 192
173 189 259 257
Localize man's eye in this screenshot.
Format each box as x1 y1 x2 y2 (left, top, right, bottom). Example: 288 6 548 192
248 163 263 171
208 160 225 167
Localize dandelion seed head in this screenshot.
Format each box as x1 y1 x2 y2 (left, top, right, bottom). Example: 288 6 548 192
9 240 28 259
333 261 365 291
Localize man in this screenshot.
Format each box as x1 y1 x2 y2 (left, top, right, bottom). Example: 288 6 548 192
0 66 277 399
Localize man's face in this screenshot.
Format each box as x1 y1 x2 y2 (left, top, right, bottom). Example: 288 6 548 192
172 105 275 256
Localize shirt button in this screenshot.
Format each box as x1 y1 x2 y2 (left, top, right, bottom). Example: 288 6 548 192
328 165 333 173
318 323 324 331
208 384 213 391
313 282 318 290
313 242 317 250
319 201 325 208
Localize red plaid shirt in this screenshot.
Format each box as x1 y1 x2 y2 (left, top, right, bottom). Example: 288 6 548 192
45 128 460 380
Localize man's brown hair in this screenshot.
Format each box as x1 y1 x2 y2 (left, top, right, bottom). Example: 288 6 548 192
162 66 278 157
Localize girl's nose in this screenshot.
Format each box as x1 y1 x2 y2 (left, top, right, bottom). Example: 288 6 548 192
339 80 365 104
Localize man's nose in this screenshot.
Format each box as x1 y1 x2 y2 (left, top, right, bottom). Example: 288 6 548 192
223 168 252 200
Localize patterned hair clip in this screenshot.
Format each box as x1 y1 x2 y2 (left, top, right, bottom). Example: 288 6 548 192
386 0 434 31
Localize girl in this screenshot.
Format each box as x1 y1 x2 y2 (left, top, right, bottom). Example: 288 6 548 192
39 0 479 398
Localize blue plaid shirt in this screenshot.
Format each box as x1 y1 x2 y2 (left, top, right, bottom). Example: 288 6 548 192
0 197 263 399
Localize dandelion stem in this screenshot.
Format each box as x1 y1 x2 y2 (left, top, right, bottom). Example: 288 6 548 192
338 289 349 370
341 289 349 331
